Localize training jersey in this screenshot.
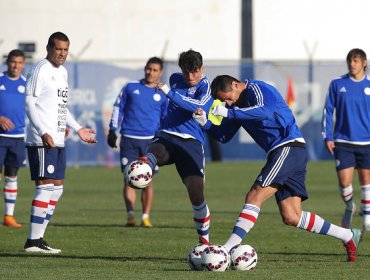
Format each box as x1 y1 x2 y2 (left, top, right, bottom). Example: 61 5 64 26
109 79 168 139
25 59 79 147
161 72 213 144
322 74 370 145
0 72 26 137
203 79 304 154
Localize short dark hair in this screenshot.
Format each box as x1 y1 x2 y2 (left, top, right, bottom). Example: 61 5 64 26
145 56 163 70
178 49 203 72
210 75 240 99
6 49 25 62
47 32 69 48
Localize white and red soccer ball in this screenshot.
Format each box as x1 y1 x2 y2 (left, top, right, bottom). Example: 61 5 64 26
200 244 230 272
188 243 208 271
229 244 258 271
125 160 152 189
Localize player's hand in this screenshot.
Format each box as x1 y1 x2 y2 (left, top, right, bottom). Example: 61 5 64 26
325 140 335 155
0 116 15 131
41 133 56 148
78 128 97 144
212 105 228 118
156 82 170 95
192 108 207 126
64 127 71 139
107 130 117 148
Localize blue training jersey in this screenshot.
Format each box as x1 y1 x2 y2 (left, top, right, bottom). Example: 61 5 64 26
161 72 213 144
203 79 304 154
322 74 370 144
0 72 26 137
109 79 168 139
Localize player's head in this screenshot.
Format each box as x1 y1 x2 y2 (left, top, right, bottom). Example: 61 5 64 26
178 49 204 86
346 48 367 76
6 49 25 79
144 56 163 85
46 31 70 67
211 75 243 106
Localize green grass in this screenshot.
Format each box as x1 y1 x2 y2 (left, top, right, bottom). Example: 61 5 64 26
0 161 368 279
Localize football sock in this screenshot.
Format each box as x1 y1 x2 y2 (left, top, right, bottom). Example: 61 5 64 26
41 185 63 236
224 204 260 252
340 184 354 210
145 153 157 170
28 184 54 240
297 211 352 242
193 201 210 244
142 213 149 219
3 176 18 216
361 184 370 228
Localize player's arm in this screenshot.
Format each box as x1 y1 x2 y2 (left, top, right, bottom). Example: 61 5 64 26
66 109 96 144
107 86 127 148
321 82 336 153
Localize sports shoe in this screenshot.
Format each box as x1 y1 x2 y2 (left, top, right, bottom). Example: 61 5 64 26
41 238 62 253
24 238 60 254
126 214 136 227
343 228 362 262
341 203 356 229
141 217 153 228
3 215 22 228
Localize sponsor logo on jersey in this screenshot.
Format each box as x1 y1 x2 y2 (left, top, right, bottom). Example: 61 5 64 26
0 85 5 90
133 89 140 95
57 87 68 103
364 87 370 95
339 86 347 93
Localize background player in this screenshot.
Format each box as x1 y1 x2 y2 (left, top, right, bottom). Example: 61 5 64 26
24 32 96 254
140 49 214 244
0 49 26 228
107 57 167 227
193 74 362 262
322 48 370 231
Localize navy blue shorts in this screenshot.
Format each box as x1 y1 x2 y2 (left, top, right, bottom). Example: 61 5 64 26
27 146 66 180
120 136 152 173
254 143 308 203
334 143 370 171
0 137 26 168
152 131 205 180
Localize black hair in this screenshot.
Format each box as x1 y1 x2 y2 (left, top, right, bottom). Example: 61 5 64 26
346 48 367 71
210 75 240 99
47 32 69 48
178 49 203 72
145 56 163 70
6 49 25 62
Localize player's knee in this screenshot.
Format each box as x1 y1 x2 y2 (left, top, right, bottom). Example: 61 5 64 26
281 215 299 226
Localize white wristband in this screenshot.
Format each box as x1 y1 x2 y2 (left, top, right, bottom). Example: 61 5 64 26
160 84 170 95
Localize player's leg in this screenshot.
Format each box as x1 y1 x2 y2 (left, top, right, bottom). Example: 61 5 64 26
123 183 136 226
334 144 356 228
3 165 22 227
141 184 153 228
223 185 277 251
356 145 370 231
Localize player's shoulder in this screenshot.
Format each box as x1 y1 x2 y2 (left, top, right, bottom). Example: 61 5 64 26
331 74 348 83
0 72 5 80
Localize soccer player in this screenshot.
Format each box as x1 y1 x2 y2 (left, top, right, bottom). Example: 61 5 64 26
0 49 26 228
107 57 168 227
193 74 363 262
24 32 96 254
322 48 370 231
140 49 213 244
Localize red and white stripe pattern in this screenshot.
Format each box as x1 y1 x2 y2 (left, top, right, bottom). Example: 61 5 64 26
361 184 370 228
41 185 64 236
193 202 210 244
3 176 18 216
340 184 353 202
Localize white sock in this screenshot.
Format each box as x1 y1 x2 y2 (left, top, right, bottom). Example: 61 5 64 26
41 185 64 237
361 184 370 228
4 176 17 216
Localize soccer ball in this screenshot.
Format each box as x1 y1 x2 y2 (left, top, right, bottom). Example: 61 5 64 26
230 244 258 271
201 245 230 272
188 243 208 270
125 160 152 189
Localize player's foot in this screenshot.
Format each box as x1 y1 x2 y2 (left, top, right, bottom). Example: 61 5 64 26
341 203 356 228
24 238 60 254
41 238 62 253
126 214 136 227
3 215 22 228
141 217 153 228
343 228 362 262
199 236 211 245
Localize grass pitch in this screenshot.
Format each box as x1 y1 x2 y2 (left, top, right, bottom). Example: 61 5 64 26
0 161 368 279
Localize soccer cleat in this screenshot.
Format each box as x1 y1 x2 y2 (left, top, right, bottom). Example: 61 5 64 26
126 214 136 227
41 238 62 253
341 203 356 228
24 238 60 254
141 217 153 228
343 228 362 262
3 215 22 228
